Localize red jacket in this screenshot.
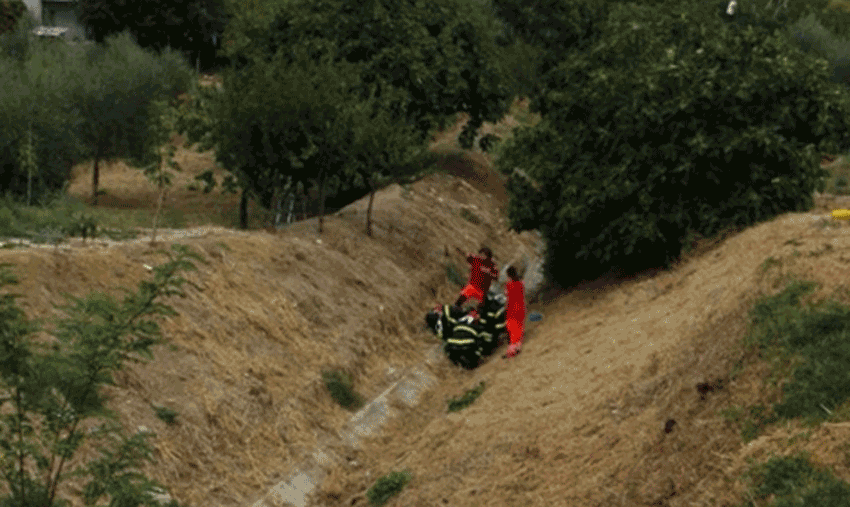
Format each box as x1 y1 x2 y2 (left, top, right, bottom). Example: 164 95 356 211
466 253 498 294
505 279 526 320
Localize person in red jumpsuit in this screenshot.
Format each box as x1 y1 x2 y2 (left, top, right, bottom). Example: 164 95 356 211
454 246 498 318
503 265 526 359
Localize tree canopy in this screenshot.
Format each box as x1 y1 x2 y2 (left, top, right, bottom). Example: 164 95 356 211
494 0 850 288
220 0 516 149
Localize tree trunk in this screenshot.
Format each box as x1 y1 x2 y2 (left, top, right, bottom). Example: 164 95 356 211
92 147 101 206
239 189 249 229
366 184 376 238
301 184 307 221
287 194 295 224
25 126 33 206
318 169 327 234
151 184 166 246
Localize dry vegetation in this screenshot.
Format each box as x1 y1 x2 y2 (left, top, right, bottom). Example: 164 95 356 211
3 94 850 507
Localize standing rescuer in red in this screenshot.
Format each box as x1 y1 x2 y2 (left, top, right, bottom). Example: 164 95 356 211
454 246 499 317
504 265 526 358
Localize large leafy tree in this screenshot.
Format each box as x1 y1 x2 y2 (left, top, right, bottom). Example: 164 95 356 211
202 0 517 230
221 0 515 150
495 0 850 289
69 32 193 205
76 0 228 71
212 51 365 233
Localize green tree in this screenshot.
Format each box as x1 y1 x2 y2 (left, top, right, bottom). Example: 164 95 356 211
76 0 229 71
69 32 192 206
0 38 89 205
0 243 204 507
141 99 182 245
342 87 424 237
220 0 515 150
495 0 850 289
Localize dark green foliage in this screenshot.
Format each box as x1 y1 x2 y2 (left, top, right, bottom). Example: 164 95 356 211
76 0 228 70
489 0 612 108
0 30 193 206
0 0 26 37
366 470 412 507
495 0 850 289
152 405 178 425
221 0 514 150
68 32 193 204
322 369 365 411
0 244 203 507
459 208 481 224
63 212 99 241
447 382 485 412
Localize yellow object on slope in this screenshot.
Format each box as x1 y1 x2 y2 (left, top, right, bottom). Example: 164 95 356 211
833 209 850 220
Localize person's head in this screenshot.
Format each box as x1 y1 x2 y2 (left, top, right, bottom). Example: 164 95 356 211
479 247 493 260
507 265 521 280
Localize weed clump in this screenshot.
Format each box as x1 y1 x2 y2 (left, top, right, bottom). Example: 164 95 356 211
366 470 412 506
448 381 485 413
322 369 365 411
445 263 465 287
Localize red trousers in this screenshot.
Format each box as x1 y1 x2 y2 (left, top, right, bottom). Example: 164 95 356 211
506 317 524 345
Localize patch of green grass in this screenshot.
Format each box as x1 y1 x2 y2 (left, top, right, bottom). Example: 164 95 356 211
759 256 782 272
734 279 850 440
459 207 481 224
322 369 365 411
366 470 412 506
447 381 485 413
151 404 179 425
735 451 850 507
0 193 145 242
445 263 466 287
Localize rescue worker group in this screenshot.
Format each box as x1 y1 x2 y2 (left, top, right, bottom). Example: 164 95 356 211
425 246 526 369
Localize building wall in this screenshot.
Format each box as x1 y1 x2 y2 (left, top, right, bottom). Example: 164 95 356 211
21 0 42 23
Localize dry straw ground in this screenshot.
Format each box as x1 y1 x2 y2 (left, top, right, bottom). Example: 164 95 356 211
4 97 850 507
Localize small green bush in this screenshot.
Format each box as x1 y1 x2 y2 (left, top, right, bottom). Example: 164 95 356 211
448 381 486 413
445 263 466 287
64 211 99 241
459 207 481 224
152 405 179 425
366 470 412 506
322 369 365 411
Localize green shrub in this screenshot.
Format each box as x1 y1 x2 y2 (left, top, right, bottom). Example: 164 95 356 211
495 0 850 289
0 243 203 507
366 470 412 506
445 263 466 287
322 369 365 411
448 381 486 413
64 211 99 241
152 405 179 425
459 207 481 224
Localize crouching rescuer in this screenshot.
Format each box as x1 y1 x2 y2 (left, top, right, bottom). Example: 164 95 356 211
454 246 498 317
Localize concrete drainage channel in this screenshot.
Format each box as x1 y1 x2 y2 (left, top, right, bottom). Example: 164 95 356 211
249 237 546 507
